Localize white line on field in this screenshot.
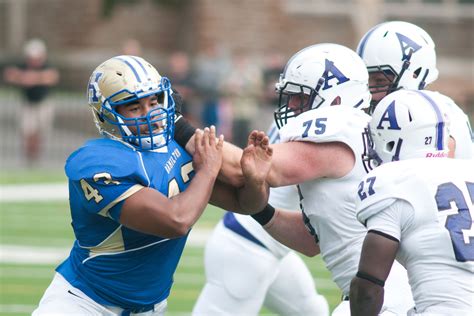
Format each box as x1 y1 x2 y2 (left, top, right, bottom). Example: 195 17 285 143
0 183 68 202
0 229 212 264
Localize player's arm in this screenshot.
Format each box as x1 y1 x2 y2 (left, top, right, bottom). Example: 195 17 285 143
119 128 223 238
174 105 245 188
350 200 403 316
266 140 355 187
183 133 245 187
209 130 273 214
264 208 320 256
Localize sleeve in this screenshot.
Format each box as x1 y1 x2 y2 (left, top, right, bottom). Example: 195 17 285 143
365 199 415 242
66 141 148 221
70 176 145 221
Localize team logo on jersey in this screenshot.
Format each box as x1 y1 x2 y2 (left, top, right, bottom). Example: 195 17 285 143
322 59 350 90
376 100 401 130
396 33 422 61
88 72 103 104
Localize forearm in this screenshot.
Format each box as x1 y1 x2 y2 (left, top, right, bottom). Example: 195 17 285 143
209 179 266 214
235 177 269 213
185 137 245 187
263 209 320 256
349 277 384 316
170 170 217 232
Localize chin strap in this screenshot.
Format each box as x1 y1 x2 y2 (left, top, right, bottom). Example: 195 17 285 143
418 69 430 90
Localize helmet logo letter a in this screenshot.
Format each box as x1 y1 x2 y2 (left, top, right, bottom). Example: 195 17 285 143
88 72 103 104
377 101 401 130
396 33 422 61
322 59 350 90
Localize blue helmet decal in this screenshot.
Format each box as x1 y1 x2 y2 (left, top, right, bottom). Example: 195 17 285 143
88 72 103 104
376 100 401 130
322 59 350 90
396 33 422 61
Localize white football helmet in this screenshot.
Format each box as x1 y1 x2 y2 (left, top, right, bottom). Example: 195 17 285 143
368 89 450 165
274 43 371 128
357 21 439 112
87 55 175 151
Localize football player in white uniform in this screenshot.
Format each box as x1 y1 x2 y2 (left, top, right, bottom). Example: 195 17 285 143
192 122 329 316
357 20 473 159
239 43 414 315
350 89 474 315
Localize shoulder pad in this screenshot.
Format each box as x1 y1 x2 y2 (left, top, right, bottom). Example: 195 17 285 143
65 139 142 181
279 106 370 145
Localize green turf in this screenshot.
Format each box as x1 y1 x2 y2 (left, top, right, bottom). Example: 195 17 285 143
0 169 67 185
0 199 341 315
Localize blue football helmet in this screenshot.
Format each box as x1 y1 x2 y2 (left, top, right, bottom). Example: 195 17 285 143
87 55 175 151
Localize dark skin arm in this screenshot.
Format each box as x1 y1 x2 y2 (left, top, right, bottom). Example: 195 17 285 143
119 128 223 238
350 231 399 316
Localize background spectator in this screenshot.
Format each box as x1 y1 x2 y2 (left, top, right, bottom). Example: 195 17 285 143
3 38 59 166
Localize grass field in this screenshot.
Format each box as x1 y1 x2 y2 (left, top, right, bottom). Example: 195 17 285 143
0 170 341 315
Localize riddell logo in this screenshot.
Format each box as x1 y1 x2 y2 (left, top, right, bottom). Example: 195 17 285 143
426 152 448 158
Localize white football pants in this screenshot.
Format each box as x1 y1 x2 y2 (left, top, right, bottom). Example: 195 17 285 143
32 273 167 316
192 221 329 316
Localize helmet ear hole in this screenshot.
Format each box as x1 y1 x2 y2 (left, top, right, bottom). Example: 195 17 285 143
386 141 395 152
331 96 341 106
413 67 422 79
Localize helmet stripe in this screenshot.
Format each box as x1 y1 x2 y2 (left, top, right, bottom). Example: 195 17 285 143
115 56 142 83
130 56 149 76
357 23 385 57
416 91 445 150
283 44 319 75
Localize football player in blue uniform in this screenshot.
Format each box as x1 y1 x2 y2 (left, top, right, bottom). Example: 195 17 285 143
33 55 271 315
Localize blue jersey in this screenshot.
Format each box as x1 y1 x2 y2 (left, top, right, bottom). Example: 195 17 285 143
57 138 194 310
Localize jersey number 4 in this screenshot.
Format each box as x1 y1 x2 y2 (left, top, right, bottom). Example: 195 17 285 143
435 181 474 262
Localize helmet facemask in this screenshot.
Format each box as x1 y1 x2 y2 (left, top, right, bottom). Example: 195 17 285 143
274 78 324 129
101 78 175 151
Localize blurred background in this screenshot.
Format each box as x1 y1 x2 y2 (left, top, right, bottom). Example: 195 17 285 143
0 1 473 315
0 0 473 170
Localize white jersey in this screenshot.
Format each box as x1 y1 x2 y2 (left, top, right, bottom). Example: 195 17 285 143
423 90 473 159
234 122 300 258
356 158 474 313
279 106 373 294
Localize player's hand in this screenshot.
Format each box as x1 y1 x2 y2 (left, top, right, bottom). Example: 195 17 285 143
241 130 273 184
192 125 224 177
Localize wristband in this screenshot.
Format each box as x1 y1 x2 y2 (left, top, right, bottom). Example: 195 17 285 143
356 271 385 287
251 204 275 226
174 115 196 148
